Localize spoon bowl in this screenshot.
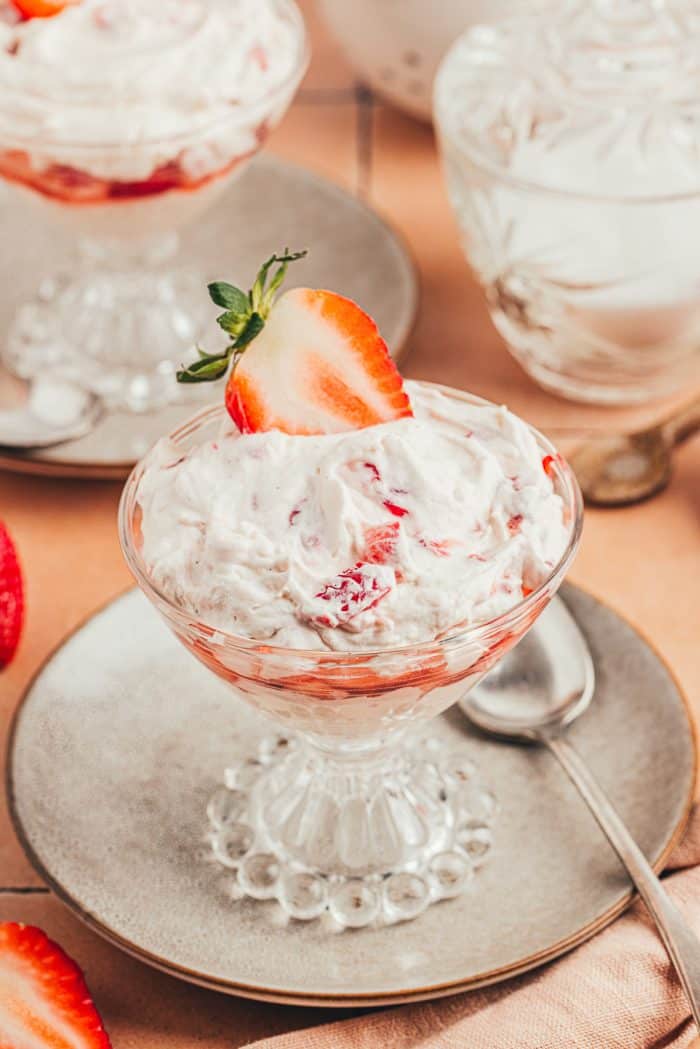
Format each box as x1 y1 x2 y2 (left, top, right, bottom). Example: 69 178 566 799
0 376 103 449
570 394 700 507
462 596 594 739
569 429 672 507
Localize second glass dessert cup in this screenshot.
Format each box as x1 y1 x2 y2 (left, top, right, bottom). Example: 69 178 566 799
119 386 583 927
434 2 700 406
0 0 308 412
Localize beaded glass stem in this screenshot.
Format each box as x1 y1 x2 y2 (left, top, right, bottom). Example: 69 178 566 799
203 729 498 927
5 230 211 412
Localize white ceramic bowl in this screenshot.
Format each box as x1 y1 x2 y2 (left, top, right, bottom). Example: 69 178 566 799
317 0 517 120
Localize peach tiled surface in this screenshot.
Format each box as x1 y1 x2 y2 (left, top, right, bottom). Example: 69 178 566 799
0 3 698 1045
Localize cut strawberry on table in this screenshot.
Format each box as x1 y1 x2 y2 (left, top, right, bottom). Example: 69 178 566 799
11 0 80 18
178 250 413 434
0 922 111 1047
0 520 23 670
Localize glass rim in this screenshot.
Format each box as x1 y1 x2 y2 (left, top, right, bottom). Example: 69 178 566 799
0 0 309 154
118 380 584 664
434 36 700 207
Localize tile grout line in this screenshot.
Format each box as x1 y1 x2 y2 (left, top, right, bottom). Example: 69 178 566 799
0 887 50 895
355 82 375 200
297 87 357 105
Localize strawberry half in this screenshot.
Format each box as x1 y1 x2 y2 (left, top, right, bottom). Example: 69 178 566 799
11 0 80 18
226 287 412 434
0 520 23 670
177 250 413 434
0 922 111 1047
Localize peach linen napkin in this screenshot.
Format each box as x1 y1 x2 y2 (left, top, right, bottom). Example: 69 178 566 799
249 804 700 1049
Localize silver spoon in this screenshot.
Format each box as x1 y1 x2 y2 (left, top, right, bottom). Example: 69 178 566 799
0 376 103 449
460 597 700 1034
569 394 700 507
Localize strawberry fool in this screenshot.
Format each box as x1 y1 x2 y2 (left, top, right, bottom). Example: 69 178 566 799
0 0 305 204
136 380 568 653
131 253 570 655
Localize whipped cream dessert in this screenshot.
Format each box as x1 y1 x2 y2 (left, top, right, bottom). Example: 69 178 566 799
0 0 305 190
136 383 569 652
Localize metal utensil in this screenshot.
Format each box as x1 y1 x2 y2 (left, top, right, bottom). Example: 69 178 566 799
569 395 700 506
0 376 103 449
461 597 700 1032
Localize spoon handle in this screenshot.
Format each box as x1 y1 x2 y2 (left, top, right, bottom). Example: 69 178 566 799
662 395 700 448
546 735 700 1031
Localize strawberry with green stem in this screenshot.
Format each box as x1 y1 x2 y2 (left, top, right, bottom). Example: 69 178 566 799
178 249 413 435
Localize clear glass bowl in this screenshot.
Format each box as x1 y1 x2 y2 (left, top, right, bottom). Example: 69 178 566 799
317 0 519 121
0 0 308 411
118 382 583 927
434 1 700 406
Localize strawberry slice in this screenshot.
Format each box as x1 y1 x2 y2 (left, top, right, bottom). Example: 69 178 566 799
11 0 80 17
305 562 394 629
363 522 400 565
177 251 413 435
226 288 412 434
418 536 453 557
0 922 111 1047
0 521 23 670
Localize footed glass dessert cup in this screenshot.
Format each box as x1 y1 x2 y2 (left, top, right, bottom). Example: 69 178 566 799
119 385 582 928
435 0 700 406
0 0 308 411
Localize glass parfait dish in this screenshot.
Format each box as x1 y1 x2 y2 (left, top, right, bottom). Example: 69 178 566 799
435 0 700 406
0 0 308 411
118 382 583 928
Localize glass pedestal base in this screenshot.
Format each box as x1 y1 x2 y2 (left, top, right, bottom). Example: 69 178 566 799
3 234 209 413
204 731 497 930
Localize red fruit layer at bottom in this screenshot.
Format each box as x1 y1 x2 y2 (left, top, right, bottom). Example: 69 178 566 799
0 128 266 204
180 593 549 706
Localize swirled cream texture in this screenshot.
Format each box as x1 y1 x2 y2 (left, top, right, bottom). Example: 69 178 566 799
0 0 304 180
136 384 570 652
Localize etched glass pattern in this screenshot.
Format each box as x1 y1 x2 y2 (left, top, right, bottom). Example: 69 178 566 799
435 0 700 404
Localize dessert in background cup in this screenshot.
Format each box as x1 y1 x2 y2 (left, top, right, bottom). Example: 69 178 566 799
119 253 582 926
0 0 308 410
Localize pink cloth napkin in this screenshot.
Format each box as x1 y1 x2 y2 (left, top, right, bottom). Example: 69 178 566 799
250 804 700 1049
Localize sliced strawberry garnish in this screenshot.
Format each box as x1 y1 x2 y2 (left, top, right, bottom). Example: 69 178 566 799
0 922 111 1047
0 521 23 670
542 453 564 478
418 537 453 557
362 461 381 482
363 522 400 565
11 0 80 18
306 562 394 629
383 499 409 518
177 251 413 435
227 288 411 434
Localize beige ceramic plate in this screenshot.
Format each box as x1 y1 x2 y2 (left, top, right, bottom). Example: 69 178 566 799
0 154 418 480
6 584 695 1007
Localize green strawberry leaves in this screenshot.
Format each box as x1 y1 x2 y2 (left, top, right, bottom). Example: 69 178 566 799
208 282 249 313
177 250 307 384
176 351 232 383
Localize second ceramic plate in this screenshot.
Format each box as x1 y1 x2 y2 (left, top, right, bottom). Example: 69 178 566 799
0 154 418 479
